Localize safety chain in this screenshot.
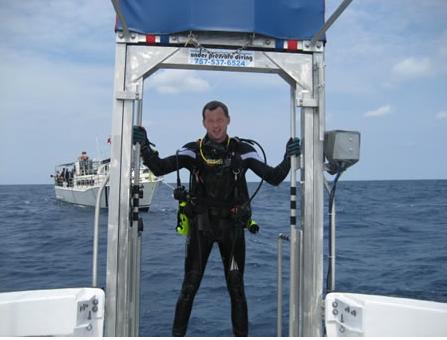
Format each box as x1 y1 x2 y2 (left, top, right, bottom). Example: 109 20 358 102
183 31 255 56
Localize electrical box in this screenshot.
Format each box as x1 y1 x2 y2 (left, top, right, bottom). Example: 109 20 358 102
324 130 360 173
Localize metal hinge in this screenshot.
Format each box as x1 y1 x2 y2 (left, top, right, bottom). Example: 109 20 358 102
116 91 140 101
298 97 318 108
302 40 324 52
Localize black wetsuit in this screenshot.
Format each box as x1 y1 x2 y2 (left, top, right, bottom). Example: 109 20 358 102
141 135 290 336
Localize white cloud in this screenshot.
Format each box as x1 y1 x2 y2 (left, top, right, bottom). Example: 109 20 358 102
436 111 447 120
392 57 433 79
148 70 210 94
364 105 392 118
0 47 112 120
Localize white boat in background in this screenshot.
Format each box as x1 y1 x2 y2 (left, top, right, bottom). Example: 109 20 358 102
53 152 161 211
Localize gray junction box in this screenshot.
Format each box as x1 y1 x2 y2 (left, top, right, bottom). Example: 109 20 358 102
324 130 361 173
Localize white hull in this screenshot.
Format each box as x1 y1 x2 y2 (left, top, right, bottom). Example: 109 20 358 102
54 179 160 210
325 292 447 336
0 288 105 337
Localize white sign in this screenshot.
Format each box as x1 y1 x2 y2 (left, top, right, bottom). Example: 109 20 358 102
189 48 255 68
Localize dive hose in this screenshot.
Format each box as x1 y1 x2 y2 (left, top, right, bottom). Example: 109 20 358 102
326 170 343 292
237 138 267 207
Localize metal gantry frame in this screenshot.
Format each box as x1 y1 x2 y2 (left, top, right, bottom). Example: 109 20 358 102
105 39 324 336
105 2 352 336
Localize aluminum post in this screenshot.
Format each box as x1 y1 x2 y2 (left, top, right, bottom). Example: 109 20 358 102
116 92 134 336
299 52 325 336
105 40 126 336
297 229 304 336
329 197 336 292
129 83 144 336
289 84 300 337
105 38 135 336
135 94 144 334
277 233 290 337
324 178 336 292
277 235 283 337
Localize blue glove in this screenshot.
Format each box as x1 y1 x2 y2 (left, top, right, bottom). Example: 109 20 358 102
286 137 301 158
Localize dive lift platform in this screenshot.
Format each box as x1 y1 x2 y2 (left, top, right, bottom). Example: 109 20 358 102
107 0 330 336
1 0 447 337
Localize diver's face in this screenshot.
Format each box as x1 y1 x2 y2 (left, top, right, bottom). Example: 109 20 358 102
203 107 230 143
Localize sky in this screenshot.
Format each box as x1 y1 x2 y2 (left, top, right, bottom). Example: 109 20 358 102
0 0 446 185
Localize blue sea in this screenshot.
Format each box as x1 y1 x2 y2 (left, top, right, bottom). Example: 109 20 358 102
1 180 447 336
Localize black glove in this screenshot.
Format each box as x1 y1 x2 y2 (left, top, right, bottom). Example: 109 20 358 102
286 137 301 158
133 126 158 159
133 126 149 147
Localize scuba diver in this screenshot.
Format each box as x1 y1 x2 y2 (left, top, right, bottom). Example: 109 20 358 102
133 100 300 337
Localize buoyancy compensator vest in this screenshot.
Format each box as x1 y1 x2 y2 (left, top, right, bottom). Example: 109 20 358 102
173 136 266 235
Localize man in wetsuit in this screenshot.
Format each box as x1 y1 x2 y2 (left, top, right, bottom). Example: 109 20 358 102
133 100 300 336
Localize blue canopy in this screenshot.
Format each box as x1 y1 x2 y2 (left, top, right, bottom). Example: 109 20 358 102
116 0 325 40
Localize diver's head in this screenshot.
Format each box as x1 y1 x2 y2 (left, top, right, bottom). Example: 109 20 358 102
202 100 230 143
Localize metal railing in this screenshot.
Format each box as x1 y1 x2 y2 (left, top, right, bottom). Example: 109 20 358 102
53 173 108 188
277 233 289 337
92 173 110 288
277 230 303 337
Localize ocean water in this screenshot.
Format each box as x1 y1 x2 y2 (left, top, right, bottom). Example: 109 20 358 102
0 180 446 336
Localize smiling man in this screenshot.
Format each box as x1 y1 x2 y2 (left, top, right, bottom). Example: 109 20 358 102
133 100 300 336
202 101 230 143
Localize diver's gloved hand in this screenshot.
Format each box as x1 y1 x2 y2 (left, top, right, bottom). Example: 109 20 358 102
133 126 158 157
133 126 149 147
286 137 301 158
